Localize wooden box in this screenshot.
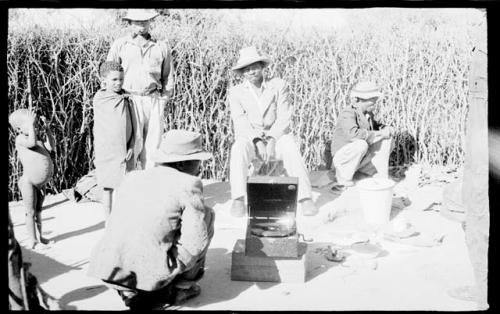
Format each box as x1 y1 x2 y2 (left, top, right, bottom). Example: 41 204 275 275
231 239 307 283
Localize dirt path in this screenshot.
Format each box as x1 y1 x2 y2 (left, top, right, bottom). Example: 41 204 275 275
9 172 478 310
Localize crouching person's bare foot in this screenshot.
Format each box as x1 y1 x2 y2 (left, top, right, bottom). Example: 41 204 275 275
299 198 318 216
28 238 53 250
27 241 42 250
40 237 54 245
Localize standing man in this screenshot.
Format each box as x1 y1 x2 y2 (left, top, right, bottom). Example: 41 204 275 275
447 16 489 310
227 46 317 217
107 9 174 169
331 81 394 189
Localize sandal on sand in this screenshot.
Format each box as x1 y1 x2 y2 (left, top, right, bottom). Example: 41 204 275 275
331 181 354 192
324 246 346 262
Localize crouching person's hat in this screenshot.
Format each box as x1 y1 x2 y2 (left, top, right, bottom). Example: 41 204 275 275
152 130 212 163
231 46 271 73
122 9 159 21
350 81 383 99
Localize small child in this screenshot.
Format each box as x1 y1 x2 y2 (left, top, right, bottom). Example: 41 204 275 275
9 109 55 249
93 61 135 220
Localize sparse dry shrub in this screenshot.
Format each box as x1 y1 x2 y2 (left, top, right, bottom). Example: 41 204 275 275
8 9 479 201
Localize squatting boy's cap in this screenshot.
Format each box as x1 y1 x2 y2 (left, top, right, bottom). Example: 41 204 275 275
152 130 212 163
350 81 383 99
122 9 159 22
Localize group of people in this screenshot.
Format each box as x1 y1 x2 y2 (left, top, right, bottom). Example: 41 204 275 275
227 46 393 216
9 9 394 310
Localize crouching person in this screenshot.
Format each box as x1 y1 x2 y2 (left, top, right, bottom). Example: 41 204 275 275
331 81 394 188
88 130 215 310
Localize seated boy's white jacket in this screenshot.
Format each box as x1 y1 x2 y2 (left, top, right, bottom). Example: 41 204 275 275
228 77 292 142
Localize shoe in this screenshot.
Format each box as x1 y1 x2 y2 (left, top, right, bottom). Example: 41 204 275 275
230 198 246 217
331 180 354 192
300 198 318 216
174 283 201 304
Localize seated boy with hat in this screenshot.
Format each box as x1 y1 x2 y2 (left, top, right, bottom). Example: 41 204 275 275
88 130 215 310
330 80 395 188
227 46 318 217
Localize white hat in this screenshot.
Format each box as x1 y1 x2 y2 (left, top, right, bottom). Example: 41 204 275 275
231 46 271 72
350 81 383 99
152 130 212 163
122 9 159 22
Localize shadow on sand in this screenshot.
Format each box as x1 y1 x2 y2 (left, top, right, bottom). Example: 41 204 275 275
306 242 343 282
183 247 278 308
185 240 345 308
313 186 344 209
390 196 412 220
20 246 81 285
50 221 105 243
42 198 70 211
57 285 109 310
13 216 55 228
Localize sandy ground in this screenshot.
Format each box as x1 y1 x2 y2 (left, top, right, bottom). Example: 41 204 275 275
9 170 478 311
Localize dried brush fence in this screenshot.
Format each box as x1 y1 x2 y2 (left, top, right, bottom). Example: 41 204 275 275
8 18 473 201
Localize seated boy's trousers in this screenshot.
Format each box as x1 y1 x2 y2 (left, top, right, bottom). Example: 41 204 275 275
229 134 312 201
129 93 166 170
333 138 392 183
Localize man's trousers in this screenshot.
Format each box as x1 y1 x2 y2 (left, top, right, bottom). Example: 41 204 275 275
332 138 392 184
229 134 312 202
130 93 166 170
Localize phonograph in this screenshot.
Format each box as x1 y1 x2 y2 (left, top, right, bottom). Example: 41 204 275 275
245 176 299 258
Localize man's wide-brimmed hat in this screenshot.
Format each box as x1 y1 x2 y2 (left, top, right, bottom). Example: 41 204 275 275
231 46 271 72
350 81 383 99
152 130 212 163
122 9 159 22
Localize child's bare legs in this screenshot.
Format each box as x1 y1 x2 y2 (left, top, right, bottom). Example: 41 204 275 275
102 188 113 221
18 176 39 249
35 188 50 244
